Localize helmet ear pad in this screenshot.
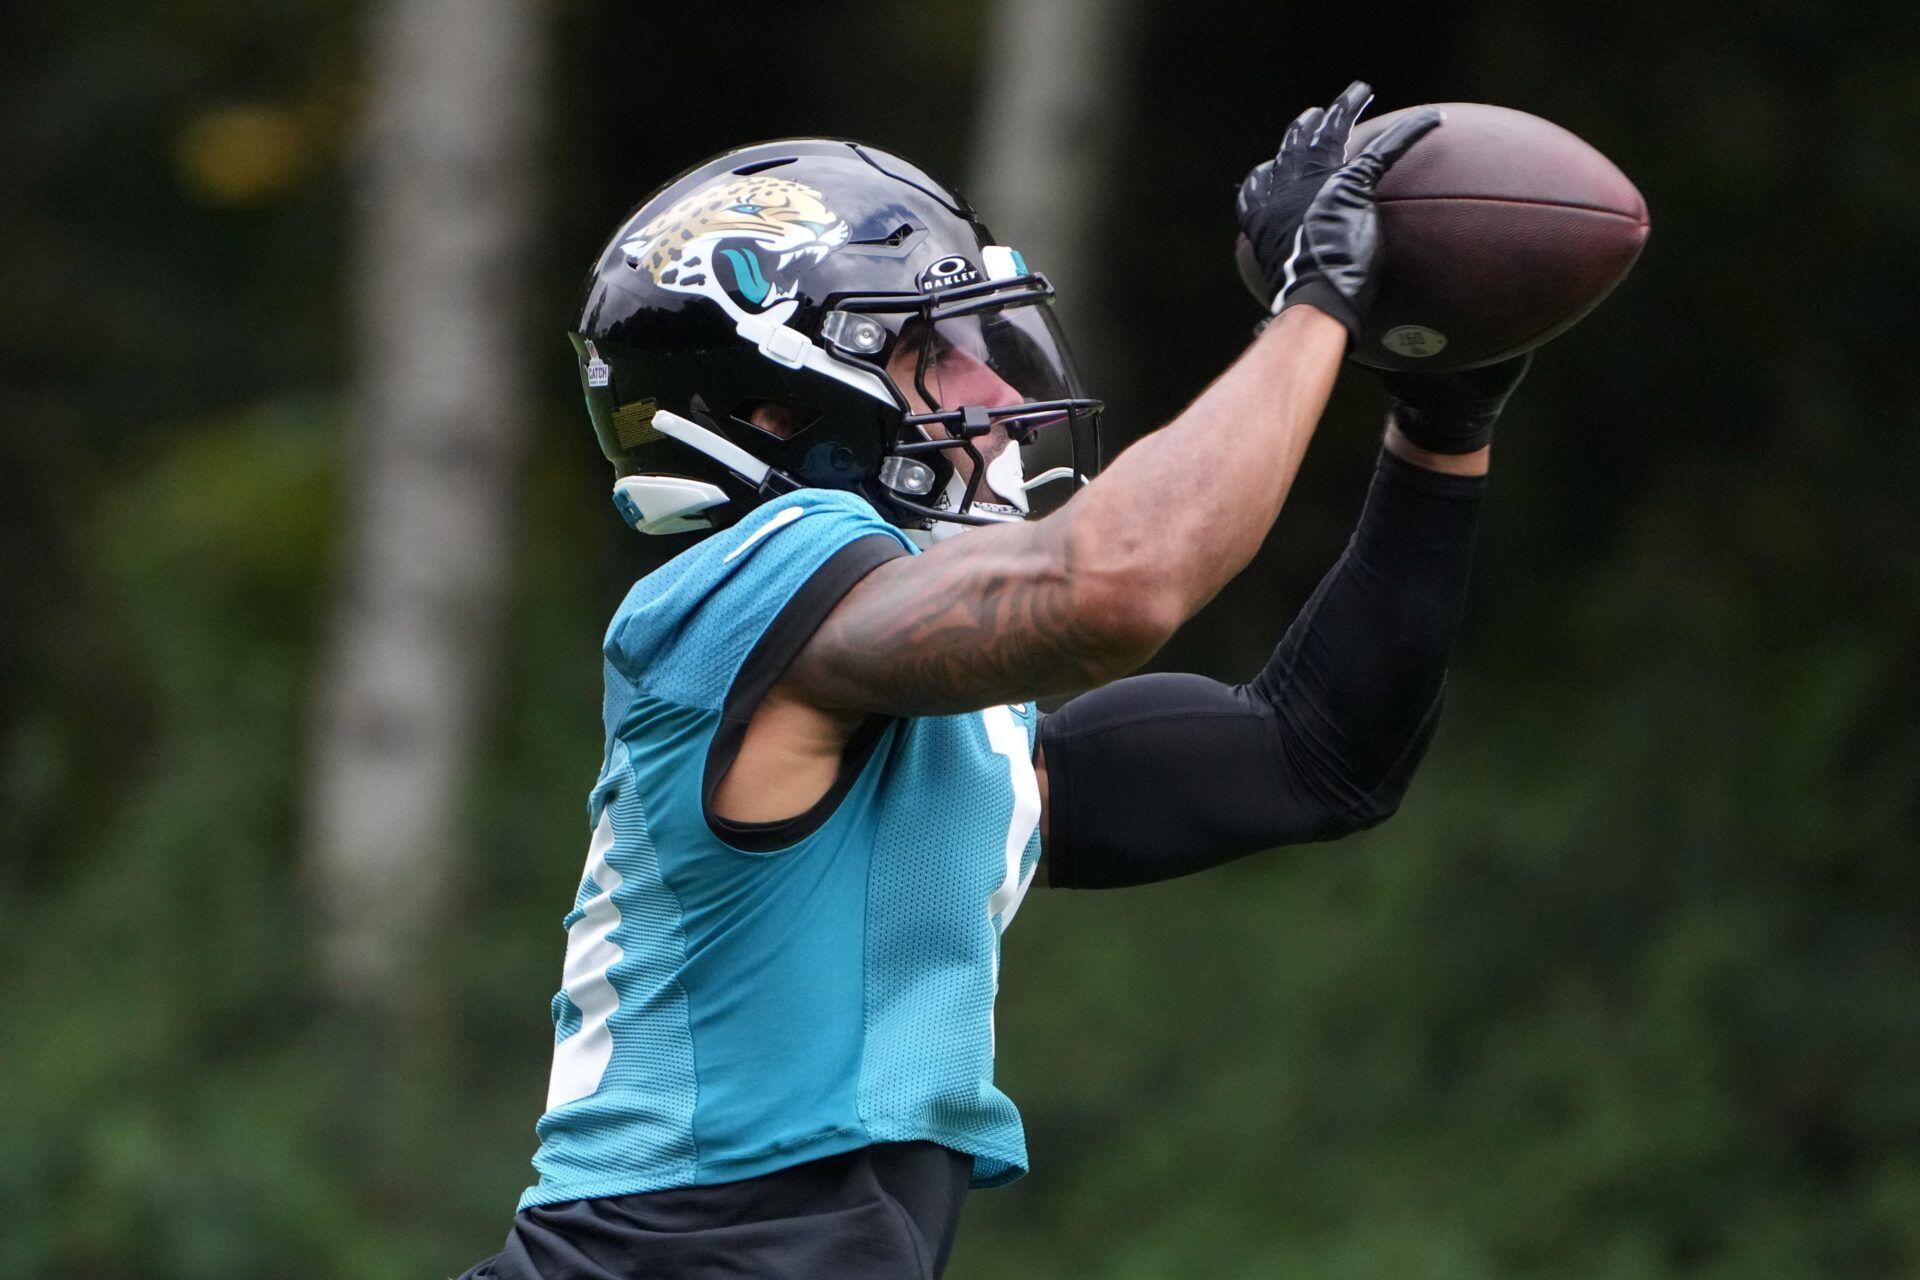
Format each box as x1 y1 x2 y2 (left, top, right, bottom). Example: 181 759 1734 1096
581 324 897 512
611 475 729 535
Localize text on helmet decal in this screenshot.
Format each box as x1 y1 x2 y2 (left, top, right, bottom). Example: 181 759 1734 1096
918 255 982 291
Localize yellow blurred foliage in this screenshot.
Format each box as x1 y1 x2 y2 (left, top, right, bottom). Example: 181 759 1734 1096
176 106 310 206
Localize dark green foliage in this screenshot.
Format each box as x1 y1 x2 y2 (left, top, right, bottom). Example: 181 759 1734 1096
2 1 1916 1276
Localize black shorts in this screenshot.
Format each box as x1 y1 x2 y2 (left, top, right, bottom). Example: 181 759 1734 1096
460 1142 973 1280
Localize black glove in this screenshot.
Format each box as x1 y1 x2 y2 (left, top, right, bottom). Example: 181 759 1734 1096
1236 80 1375 307
1376 351 1533 454
1273 107 1444 338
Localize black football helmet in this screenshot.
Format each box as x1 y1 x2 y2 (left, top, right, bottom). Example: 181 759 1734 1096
572 139 1102 543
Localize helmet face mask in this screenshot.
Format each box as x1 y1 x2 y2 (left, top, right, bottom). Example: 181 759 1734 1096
574 139 1102 542
817 273 1100 535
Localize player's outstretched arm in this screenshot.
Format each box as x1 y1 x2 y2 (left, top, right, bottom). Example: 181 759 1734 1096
783 304 1346 717
1034 356 1531 884
781 105 1440 722
782 101 1441 721
1037 441 1487 885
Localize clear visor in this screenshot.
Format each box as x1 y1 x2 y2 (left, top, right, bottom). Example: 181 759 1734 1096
894 303 1083 427
870 295 1097 522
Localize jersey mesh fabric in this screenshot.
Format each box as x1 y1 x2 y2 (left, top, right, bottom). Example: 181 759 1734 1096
527 752 698 1201
860 707 1042 1186
520 490 1043 1209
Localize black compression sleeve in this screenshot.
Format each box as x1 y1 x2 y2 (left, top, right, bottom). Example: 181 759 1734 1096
1040 450 1486 890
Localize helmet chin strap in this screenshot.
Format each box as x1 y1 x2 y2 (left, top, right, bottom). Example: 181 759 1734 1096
984 445 1033 516
899 410 1086 548
921 438 1031 545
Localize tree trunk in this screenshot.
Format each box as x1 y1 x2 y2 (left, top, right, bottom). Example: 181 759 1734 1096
307 0 544 1011
968 0 1144 358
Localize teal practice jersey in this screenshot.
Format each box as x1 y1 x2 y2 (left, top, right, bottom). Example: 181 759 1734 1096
520 489 1044 1210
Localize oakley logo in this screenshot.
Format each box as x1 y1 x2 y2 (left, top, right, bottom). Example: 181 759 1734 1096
918 255 981 291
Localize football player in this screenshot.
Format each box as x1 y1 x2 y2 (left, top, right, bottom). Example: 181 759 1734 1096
462 81 1529 1280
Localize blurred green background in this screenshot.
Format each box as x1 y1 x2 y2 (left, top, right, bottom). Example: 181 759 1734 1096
4 1 1918 1276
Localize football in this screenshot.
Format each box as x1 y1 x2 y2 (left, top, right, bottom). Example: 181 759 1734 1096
1345 103 1649 371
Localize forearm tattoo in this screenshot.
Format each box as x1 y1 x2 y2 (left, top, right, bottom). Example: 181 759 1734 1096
784 516 1139 717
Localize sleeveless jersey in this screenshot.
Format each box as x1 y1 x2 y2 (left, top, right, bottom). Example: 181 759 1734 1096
520 489 1043 1210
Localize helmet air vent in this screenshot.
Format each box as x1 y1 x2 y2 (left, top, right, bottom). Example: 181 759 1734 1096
849 223 916 247
731 157 795 176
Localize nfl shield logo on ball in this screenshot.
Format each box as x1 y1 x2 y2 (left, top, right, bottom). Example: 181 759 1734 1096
1382 325 1448 358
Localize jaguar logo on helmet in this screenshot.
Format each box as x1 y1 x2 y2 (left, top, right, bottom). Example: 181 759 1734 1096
619 174 851 323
